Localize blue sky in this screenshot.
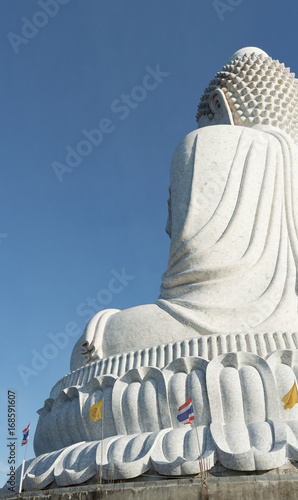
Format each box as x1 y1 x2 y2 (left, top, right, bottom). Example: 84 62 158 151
1 0 297 486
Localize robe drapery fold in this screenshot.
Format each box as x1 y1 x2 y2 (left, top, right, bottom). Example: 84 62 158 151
157 125 298 334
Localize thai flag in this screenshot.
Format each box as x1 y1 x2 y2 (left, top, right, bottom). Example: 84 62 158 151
21 423 30 446
177 398 195 424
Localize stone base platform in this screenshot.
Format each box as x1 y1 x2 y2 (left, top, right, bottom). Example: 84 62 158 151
3 342 298 494
1 462 298 500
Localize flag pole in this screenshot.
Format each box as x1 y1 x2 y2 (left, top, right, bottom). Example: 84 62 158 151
191 403 205 477
100 399 104 485
19 422 30 494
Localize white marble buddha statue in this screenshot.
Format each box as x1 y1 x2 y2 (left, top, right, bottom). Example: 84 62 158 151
4 48 298 493
71 47 298 371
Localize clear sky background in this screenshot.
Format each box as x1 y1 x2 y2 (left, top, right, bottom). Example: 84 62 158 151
1 0 297 487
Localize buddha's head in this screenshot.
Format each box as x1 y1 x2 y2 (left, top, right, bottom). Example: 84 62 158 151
196 47 298 143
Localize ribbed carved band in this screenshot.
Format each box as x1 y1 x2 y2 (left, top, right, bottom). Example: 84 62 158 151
51 331 298 398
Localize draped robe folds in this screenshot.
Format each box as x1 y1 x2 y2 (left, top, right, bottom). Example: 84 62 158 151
71 124 298 371
157 125 298 335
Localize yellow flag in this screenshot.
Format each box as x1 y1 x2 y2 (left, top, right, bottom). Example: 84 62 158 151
282 382 298 411
89 399 103 422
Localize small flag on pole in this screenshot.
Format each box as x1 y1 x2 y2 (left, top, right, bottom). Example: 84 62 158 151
21 423 30 446
177 398 195 424
282 381 298 410
89 399 103 422
19 423 31 493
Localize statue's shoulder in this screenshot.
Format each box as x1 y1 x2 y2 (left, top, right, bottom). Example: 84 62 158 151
180 124 261 145
172 125 271 163
171 125 243 164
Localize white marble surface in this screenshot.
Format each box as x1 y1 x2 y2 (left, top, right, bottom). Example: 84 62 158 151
60 331 298 400
3 350 298 492
226 47 268 63
72 113 298 368
35 351 296 464
70 48 298 370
